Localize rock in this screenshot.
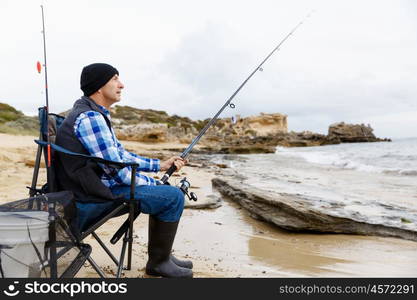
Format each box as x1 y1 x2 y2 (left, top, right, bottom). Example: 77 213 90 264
327 122 391 143
212 177 417 242
114 123 169 142
197 113 287 152
226 113 288 136
215 163 228 169
197 130 329 153
285 131 331 147
108 105 200 143
184 194 222 209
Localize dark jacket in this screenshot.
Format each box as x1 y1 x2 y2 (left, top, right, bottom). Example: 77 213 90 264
55 96 121 203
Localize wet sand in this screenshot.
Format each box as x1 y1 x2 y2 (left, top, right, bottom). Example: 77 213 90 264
1 133 417 277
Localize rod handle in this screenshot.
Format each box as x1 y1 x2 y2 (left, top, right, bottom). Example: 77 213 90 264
161 164 177 183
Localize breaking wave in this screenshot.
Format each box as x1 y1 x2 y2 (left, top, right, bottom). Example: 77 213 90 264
275 138 417 176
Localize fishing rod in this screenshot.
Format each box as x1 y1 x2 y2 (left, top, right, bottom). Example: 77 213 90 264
37 4 58 279
160 11 313 184
110 12 313 244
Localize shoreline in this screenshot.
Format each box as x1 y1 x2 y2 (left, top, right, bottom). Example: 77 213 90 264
1 133 417 277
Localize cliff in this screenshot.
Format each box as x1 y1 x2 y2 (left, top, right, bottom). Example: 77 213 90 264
109 106 390 153
0 102 390 153
109 107 290 151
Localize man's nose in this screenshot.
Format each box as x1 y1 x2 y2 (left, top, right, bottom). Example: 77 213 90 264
119 81 125 89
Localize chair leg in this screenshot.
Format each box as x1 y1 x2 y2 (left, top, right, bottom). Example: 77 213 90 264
126 164 136 271
116 233 129 278
87 256 106 278
127 235 133 271
29 140 43 199
127 203 135 270
91 232 119 266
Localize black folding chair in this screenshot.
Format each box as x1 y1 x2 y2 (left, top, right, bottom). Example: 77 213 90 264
28 107 139 278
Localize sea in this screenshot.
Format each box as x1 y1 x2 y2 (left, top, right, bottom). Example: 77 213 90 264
212 138 417 231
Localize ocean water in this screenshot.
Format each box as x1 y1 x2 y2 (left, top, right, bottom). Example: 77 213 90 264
276 138 417 176
214 138 417 231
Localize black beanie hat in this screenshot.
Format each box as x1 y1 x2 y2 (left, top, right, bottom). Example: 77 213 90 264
80 63 119 96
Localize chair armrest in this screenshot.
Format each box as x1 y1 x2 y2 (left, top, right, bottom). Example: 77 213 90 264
35 140 139 169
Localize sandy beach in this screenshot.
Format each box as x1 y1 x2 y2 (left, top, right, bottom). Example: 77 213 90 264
1 133 417 278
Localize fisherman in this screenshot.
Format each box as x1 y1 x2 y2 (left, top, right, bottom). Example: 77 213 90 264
55 63 193 278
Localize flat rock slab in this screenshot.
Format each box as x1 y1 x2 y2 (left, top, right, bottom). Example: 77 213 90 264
212 177 417 242
185 194 222 209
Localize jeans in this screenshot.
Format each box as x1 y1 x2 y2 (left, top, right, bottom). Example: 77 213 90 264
76 184 185 232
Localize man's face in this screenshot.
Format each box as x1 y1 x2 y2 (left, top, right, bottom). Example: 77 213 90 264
100 74 124 105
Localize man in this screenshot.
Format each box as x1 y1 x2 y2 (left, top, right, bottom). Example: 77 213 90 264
55 63 193 278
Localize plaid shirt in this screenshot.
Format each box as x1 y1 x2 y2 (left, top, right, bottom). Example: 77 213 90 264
74 105 160 188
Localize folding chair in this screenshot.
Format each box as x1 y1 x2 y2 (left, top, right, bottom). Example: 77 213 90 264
28 106 139 278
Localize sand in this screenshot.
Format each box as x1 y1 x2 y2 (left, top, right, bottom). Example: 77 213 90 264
1 133 417 278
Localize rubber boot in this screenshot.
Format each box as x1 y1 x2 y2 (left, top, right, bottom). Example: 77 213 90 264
170 254 193 269
145 216 193 278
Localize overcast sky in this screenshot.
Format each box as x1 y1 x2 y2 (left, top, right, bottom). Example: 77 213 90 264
1 0 416 138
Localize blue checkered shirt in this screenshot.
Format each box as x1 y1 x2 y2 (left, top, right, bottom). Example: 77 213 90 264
74 105 160 188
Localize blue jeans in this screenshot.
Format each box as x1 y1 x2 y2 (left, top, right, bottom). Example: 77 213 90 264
76 185 185 232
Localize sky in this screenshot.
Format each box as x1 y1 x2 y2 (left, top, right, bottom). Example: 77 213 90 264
0 0 416 138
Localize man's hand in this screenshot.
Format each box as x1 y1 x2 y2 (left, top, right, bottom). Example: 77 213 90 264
160 156 187 172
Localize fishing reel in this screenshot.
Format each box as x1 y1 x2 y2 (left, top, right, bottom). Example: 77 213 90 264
178 177 198 202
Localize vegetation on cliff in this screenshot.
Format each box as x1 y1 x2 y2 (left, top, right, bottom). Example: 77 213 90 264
0 103 23 123
111 105 208 130
0 103 38 135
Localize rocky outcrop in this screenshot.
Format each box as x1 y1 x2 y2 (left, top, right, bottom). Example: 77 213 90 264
212 177 417 242
115 123 170 142
195 131 334 154
208 113 288 137
282 131 330 147
110 105 201 143
1 102 392 151
195 121 391 153
112 111 288 145
327 122 391 143
185 194 222 209
68 105 391 151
